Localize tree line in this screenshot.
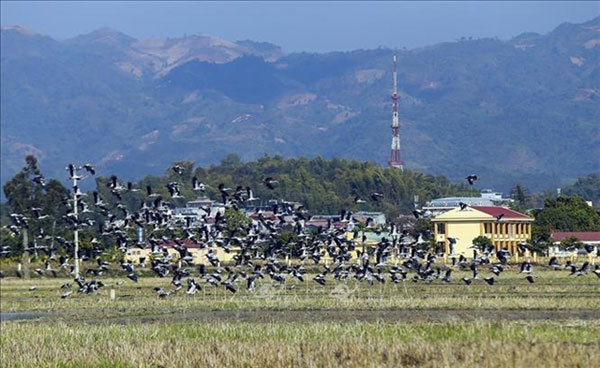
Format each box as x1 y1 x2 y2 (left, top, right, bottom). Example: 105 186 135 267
1 154 599 258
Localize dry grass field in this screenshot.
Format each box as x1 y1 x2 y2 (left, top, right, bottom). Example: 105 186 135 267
1 263 599 367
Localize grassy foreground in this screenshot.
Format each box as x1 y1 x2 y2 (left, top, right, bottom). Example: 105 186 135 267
1 320 599 367
1 265 599 367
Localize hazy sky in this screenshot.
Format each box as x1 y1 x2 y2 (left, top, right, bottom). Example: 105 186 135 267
1 1 598 52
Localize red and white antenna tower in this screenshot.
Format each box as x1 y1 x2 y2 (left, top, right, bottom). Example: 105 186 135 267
389 55 403 170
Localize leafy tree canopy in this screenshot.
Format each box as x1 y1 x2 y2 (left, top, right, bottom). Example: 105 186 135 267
472 235 493 250
558 236 583 251
533 195 600 232
106 154 479 220
561 174 600 208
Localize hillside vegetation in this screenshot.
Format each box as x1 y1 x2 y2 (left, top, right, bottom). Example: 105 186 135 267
1 17 599 191
113 154 479 217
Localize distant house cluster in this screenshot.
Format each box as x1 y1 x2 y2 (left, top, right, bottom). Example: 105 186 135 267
126 196 389 264
125 190 597 263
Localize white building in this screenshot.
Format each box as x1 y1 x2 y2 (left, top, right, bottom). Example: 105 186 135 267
423 189 514 216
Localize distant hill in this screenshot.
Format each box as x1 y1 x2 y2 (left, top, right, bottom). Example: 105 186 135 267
1 17 599 192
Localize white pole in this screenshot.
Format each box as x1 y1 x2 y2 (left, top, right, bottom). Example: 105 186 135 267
73 171 79 279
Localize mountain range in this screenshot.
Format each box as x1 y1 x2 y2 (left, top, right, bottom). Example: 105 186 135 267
1 17 599 192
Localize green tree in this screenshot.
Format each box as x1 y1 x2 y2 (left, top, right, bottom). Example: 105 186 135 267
561 174 600 208
472 235 493 250
510 183 531 211
224 208 251 238
534 195 600 232
2 155 44 278
531 222 552 244
3 155 43 214
558 236 583 251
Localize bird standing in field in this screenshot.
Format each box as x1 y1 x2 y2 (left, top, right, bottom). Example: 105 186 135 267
525 275 535 283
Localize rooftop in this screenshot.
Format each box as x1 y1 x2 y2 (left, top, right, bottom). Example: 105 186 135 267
471 206 531 219
551 232 600 242
431 205 532 221
426 197 495 207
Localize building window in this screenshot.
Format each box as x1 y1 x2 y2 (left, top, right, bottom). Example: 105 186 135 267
437 223 445 234
484 223 491 234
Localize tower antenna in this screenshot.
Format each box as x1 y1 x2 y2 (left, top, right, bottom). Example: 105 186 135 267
389 55 403 170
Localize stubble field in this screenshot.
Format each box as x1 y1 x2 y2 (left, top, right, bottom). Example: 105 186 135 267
1 262 599 367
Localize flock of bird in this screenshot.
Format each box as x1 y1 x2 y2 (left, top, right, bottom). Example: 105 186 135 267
2 166 599 300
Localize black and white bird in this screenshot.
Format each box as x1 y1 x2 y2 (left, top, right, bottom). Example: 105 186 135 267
354 195 366 204
83 164 96 175
245 187 259 202
465 174 478 185
412 209 424 219
519 261 533 274
146 185 159 198
370 192 384 202
263 177 279 190
525 275 535 283
192 177 206 192
32 174 46 187
127 182 140 192
66 164 83 180
548 256 561 270
172 165 185 176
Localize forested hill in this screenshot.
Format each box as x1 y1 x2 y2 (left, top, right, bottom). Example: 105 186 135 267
1 17 599 191
561 174 600 207
94 155 479 218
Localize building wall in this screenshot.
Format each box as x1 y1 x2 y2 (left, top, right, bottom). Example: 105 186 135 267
446 222 481 255
434 220 532 255
126 246 238 264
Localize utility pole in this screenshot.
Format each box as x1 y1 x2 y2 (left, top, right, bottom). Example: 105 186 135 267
67 163 94 279
73 172 79 278
22 229 30 279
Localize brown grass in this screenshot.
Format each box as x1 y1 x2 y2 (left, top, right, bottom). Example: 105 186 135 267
1 320 599 367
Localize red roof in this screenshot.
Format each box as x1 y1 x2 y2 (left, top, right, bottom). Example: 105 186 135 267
551 232 600 242
471 206 531 219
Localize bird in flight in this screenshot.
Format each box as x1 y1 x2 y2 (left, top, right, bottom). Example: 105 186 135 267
263 177 279 190
465 175 478 185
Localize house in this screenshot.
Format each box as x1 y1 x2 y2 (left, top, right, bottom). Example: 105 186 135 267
549 232 600 255
353 212 386 226
125 240 238 265
171 196 225 228
431 206 533 255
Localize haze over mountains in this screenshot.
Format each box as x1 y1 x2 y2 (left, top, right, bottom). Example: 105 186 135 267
1 17 599 192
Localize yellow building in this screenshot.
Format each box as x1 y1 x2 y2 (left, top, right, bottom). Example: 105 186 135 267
431 206 533 255
125 245 238 265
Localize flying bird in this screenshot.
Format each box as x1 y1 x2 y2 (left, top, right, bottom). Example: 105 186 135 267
83 164 96 175
465 175 478 185
264 177 279 190
172 165 184 176
370 192 384 202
